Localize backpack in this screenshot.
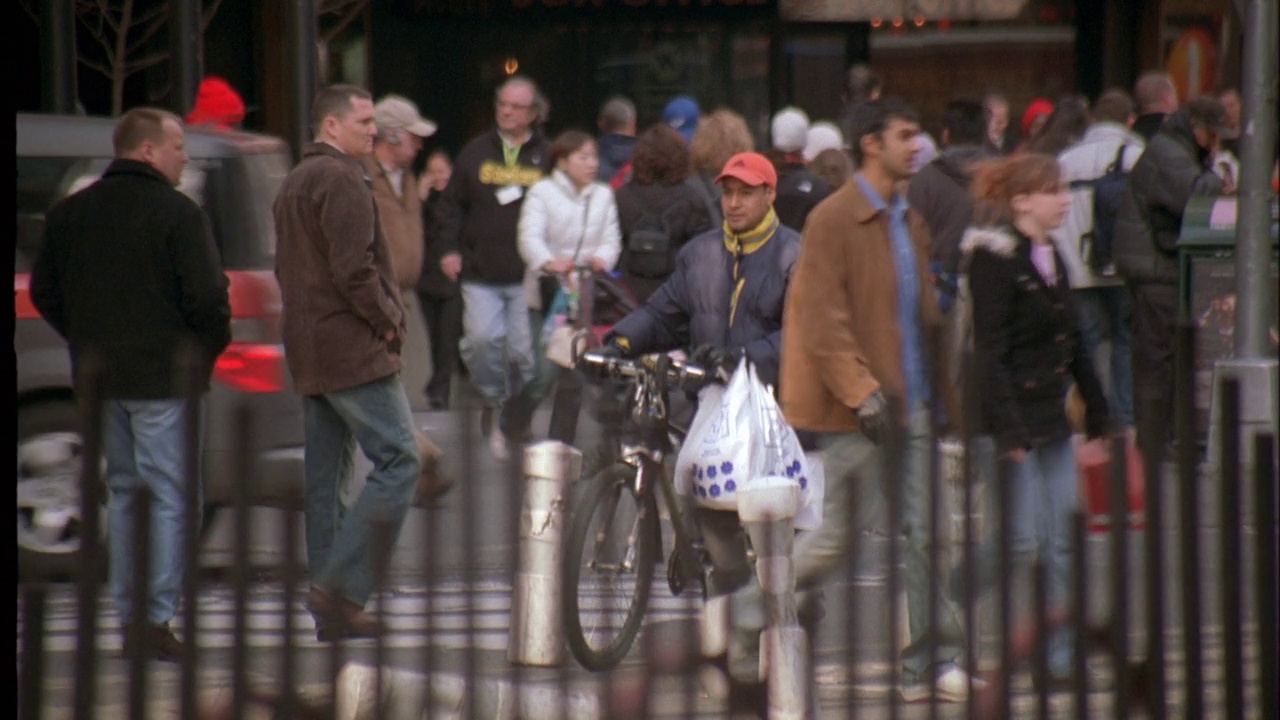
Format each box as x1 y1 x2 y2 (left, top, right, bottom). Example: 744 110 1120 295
1078 143 1134 275
625 203 681 278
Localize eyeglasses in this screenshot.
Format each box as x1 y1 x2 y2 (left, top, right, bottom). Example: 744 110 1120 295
496 100 533 112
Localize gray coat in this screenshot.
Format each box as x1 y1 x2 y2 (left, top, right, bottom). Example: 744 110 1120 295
1113 108 1223 286
274 142 405 396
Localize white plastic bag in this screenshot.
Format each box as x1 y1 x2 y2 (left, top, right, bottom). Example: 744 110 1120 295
674 358 755 510
746 364 823 530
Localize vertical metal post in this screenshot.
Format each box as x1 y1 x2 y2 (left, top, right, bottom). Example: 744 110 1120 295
1176 321 1205 720
73 355 103 720
1219 379 1245 720
886 424 903 720
509 441 582 666
289 0 318 160
960 349 979 720
128 488 152 720
1233 0 1278 361
40 0 78 114
1107 433 1130 719
168 0 203 117
1254 433 1279 720
1071 512 1089 720
1032 560 1049 720
996 457 1013 720
280 487 299 720
231 403 252 720
1143 430 1167 720
178 342 202 720
19 584 48 720
926 420 941 720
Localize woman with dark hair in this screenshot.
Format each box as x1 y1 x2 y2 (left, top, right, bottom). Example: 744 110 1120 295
614 123 714 303
1025 95 1091 156
958 152 1112 689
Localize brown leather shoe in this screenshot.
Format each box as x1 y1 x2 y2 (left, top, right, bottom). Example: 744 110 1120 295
306 586 385 641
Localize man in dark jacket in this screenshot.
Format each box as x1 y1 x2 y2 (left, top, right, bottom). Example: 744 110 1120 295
274 84 422 642
1131 71 1178 141
907 99 992 312
769 106 832 232
1113 96 1228 455
603 152 800 388
433 76 550 457
31 107 231 661
596 95 637 185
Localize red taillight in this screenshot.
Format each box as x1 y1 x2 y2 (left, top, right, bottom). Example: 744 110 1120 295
213 343 286 393
15 274 40 319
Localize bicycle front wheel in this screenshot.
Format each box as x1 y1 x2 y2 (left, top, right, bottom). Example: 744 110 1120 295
562 462 659 671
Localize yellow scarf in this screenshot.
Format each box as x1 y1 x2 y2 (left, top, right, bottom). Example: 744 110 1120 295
722 208 779 327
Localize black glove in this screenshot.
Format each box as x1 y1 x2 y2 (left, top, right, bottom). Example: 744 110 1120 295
581 338 627 380
856 391 894 446
689 344 744 379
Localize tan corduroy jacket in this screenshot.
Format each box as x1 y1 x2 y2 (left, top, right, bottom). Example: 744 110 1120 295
780 178 957 433
363 156 424 290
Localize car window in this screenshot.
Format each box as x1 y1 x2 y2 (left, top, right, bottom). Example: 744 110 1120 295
15 157 106 272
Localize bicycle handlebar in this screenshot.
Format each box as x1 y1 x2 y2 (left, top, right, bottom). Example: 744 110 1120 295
577 349 713 389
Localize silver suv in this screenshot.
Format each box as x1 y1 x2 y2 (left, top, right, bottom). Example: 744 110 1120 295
15 113 305 579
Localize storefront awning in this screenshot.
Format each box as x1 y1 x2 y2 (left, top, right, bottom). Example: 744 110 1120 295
779 0 1030 22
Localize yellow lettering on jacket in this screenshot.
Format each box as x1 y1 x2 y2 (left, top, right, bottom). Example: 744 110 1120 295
478 160 543 188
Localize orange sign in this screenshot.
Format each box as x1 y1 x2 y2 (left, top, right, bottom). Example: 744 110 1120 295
1166 26 1217 102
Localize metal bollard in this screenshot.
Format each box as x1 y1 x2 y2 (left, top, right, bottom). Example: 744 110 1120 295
509 440 583 666
738 478 808 720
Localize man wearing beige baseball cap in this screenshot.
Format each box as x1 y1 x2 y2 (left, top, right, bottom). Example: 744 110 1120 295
366 94 437 292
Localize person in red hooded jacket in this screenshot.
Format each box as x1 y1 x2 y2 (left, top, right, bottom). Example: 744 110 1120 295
185 76 246 130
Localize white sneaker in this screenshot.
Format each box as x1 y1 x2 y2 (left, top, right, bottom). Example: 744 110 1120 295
489 427 510 461
900 664 987 703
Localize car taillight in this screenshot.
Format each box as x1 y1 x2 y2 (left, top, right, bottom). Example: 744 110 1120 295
214 343 286 393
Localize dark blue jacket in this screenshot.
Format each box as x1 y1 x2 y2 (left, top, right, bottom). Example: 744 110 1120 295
597 132 636 185
608 222 801 388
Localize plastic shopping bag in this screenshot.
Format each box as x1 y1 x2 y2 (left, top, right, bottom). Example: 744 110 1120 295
674 358 755 510
746 364 823 530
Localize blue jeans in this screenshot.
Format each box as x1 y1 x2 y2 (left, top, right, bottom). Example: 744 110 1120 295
303 374 419 606
796 408 966 683
104 398 201 626
1007 436 1078 677
459 282 535 407
1073 286 1133 427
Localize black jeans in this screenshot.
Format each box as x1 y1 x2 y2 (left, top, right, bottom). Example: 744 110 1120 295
417 289 463 408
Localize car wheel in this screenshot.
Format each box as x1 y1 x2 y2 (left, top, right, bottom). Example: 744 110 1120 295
17 400 106 581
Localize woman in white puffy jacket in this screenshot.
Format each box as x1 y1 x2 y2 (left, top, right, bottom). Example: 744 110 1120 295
502 130 621 446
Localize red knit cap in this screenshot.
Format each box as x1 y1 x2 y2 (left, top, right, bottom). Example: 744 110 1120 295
186 76 246 129
1021 98 1054 136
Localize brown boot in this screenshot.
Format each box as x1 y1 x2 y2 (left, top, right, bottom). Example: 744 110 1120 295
413 429 453 507
306 586 385 641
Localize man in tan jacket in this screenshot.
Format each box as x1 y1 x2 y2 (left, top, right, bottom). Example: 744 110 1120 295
366 94 438 290
780 97 976 702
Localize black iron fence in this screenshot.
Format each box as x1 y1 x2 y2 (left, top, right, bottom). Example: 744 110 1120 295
16 321 1279 719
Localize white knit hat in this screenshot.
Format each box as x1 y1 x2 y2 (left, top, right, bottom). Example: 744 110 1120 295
771 107 810 154
803 121 844 162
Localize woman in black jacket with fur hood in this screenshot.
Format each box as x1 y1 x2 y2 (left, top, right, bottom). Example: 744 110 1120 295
960 152 1111 687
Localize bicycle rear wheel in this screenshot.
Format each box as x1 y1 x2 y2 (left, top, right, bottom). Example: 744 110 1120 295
562 462 659 671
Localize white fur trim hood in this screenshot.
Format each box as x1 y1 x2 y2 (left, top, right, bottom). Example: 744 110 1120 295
959 226 1019 258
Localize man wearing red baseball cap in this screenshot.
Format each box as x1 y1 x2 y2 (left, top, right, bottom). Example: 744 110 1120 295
590 149 805 700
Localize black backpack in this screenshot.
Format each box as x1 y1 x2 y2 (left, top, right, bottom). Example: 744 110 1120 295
625 203 681 278
1081 143 1134 274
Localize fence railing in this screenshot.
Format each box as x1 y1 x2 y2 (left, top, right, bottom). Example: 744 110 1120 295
16 321 1279 719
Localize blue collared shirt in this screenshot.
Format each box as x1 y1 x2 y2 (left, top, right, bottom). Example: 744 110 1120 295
854 173 931 413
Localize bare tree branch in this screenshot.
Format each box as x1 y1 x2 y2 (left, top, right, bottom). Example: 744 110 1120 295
126 51 169 74
78 12 117 61
202 0 227 31
78 58 113 79
127 9 169 54
319 0 369 44
91 0 121 36
19 0 39 25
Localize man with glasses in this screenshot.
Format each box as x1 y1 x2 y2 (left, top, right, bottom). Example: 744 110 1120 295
434 76 550 458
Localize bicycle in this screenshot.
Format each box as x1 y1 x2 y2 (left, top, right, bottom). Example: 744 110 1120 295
560 348 719 671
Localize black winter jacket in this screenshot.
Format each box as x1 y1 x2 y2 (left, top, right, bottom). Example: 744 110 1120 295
614 180 714 304
31 160 231 398
774 161 831 232
906 145 991 276
418 191 458 298
608 221 801 388
432 129 550 285
961 226 1110 453
1113 107 1223 286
